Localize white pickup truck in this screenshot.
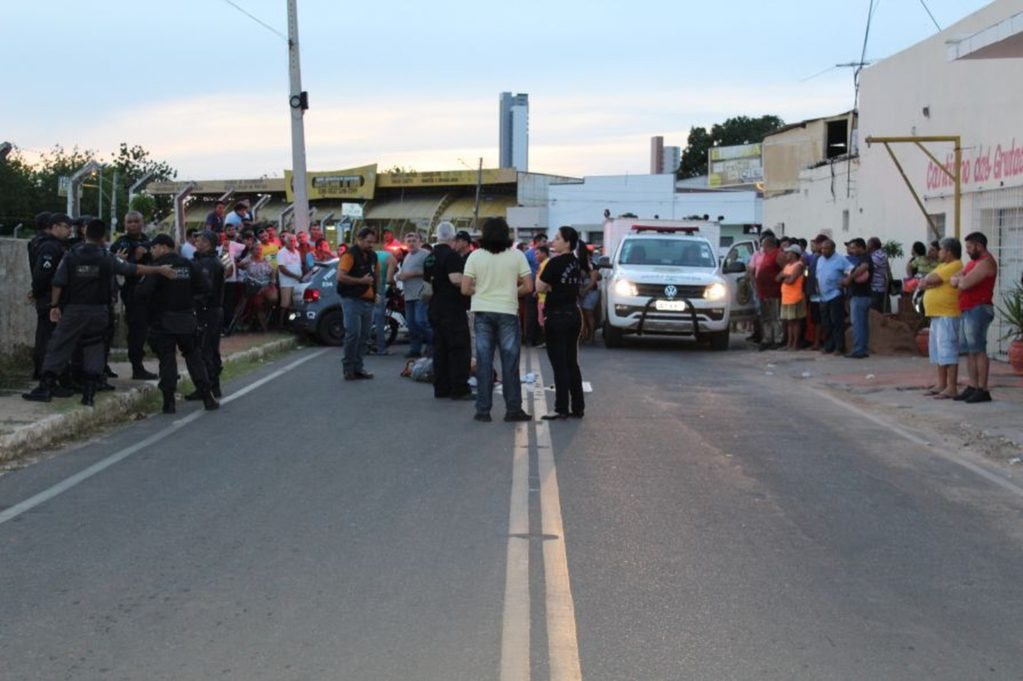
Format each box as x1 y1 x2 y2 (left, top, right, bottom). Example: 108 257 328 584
597 219 756 350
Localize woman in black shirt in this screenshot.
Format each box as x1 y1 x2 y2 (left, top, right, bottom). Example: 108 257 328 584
536 226 585 420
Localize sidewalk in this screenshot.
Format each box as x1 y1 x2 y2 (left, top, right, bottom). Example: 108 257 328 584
752 347 1023 466
0 332 300 464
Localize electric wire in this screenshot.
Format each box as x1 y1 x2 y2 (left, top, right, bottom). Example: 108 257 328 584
220 0 288 42
919 0 942 31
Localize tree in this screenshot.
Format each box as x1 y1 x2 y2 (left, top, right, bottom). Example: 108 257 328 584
678 115 785 179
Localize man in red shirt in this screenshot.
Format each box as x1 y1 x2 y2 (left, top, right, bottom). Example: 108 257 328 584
753 236 784 350
951 232 998 403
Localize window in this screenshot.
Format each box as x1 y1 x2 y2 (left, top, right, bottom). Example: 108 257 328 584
619 239 717 268
926 213 946 242
826 119 849 159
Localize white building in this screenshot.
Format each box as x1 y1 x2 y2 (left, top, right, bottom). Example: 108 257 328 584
548 174 761 250
763 0 1023 357
499 92 529 172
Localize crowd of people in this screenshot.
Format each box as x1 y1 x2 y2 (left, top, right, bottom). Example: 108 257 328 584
744 228 999 403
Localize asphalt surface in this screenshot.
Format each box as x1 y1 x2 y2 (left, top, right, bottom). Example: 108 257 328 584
1 336 1022 680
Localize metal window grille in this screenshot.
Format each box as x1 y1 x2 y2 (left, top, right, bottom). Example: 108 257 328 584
972 186 1023 360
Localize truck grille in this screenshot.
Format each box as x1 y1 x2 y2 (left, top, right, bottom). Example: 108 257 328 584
634 283 705 299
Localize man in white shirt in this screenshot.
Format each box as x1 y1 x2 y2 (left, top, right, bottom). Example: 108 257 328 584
276 234 303 322
461 217 533 423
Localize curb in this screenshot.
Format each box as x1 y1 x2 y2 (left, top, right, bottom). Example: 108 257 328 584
0 336 301 464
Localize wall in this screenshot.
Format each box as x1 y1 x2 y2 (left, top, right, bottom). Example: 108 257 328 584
0 238 36 354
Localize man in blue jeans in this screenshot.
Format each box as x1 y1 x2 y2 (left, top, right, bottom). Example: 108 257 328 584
397 231 433 358
842 237 873 358
461 218 533 422
814 238 851 355
336 228 378 380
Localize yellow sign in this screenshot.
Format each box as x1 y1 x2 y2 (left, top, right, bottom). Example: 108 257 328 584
146 178 286 195
285 164 378 201
377 168 517 188
708 143 763 187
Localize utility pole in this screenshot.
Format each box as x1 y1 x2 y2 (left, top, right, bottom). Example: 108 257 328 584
287 0 310 234
472 157 483 231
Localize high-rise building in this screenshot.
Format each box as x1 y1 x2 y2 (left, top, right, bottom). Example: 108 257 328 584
499 92 529 171
650 136 680 174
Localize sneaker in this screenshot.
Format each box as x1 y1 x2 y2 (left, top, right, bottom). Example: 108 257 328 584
473 412 492 422
503 410 532 422
953 386 977 402
964 389 992 404
353 370 374 380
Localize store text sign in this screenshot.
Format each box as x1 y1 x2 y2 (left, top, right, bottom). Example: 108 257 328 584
927 139 1023 190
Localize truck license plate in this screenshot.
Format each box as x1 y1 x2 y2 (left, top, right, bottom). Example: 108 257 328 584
655 300 688 311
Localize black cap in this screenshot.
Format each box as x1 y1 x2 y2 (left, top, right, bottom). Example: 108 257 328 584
35 211 53 230
49 213 73 227
455 230 472 242
151 234 175 248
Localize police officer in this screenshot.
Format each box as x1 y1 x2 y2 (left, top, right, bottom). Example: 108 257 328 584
28 213 72 386
22 220 175 406
110 210 157 379
188 230 227 400
135 234 218 414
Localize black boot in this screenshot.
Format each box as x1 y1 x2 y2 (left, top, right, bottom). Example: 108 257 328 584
211 379 222 398
22 374 55 402
104 364 118 378
183 390 202 401
162 390 176 414
80 381 97 407
202 389 220 411
133 365 158 380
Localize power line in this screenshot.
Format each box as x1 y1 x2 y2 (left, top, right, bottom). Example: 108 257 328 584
220 0 288 42
919 0 942 31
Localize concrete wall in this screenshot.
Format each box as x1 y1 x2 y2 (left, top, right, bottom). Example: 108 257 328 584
0 238 36 354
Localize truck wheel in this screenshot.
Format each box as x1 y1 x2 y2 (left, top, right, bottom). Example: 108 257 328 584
603 321 624 348
317 308 344 346
708 330 729 351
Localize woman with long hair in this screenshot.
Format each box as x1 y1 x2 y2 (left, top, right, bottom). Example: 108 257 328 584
535 226 585 420
577 240 600 343
240 243 278 332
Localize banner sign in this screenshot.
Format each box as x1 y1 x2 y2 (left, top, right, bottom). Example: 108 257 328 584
708 143 763 187
285 164 377 201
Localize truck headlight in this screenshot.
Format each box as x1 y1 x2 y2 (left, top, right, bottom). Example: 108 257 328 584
703 282 727 301
613 278 638 297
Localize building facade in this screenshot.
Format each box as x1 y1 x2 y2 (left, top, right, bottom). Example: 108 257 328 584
763 0 1023 357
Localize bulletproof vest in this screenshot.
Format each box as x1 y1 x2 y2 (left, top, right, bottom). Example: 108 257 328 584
337 245 376 298
195 251 225 308
64 243 114 306
151 253 201 313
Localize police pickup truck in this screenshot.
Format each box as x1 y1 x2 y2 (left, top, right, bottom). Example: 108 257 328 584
597 219 755 350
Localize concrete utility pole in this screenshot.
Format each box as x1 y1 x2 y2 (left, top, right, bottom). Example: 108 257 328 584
287 0 310 234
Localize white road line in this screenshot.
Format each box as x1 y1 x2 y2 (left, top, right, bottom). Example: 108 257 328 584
0 348 329 527
809 385 1023 499
530 348 584 681
500 424 532 681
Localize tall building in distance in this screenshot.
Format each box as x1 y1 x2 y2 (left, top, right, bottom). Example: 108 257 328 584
499 92 529 171
650 135 680 175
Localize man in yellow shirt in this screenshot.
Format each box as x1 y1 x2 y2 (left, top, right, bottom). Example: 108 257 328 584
920 237 963 399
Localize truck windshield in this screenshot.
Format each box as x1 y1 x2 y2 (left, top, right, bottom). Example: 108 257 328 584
619 239 717 268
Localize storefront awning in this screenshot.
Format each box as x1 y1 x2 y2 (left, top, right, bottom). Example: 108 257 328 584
439 195 518 221
364 197 443 221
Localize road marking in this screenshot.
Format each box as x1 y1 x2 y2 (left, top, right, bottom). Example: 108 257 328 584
0 348 329 527
808 385 1023 499
530 348 584 681
500 424 532 681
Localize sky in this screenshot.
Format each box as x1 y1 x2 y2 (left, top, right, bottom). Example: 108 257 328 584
1 0 996 180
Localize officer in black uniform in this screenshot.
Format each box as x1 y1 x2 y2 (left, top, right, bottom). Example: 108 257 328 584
135 234 218 414
22 220 175 406
26 211 53 276
110 211 157 379
28 213 72 384
188 230 227 400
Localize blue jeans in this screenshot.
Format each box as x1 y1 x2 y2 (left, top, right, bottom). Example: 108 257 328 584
405 298 433 354
849 295 871 355
474 312 522 415
372 295 388 352
340 297 373 373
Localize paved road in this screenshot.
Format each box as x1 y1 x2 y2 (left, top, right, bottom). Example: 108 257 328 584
1 338 1021 680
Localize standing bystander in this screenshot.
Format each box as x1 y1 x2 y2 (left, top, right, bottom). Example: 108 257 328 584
951 232 997 403
920 237 964 399
396 231 433 358
842 238 873 358
337 228 378 380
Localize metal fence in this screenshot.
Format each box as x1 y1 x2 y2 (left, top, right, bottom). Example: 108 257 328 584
972 186 1023 360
